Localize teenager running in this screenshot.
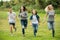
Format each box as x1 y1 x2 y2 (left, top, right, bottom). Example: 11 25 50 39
8 7 16 36
45 5 55 37
18 6 28 36
30 9 40 37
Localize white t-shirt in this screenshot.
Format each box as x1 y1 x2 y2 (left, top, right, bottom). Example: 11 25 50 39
32 15 38 24
8 12 16 23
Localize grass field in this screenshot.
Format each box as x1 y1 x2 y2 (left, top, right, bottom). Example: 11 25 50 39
0 11 60 40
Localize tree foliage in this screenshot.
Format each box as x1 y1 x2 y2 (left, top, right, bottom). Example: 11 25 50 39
0 0 60 9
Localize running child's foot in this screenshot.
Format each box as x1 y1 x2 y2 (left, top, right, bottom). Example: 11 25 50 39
23 34 25 37
52 30 55 37
34 33 36 37
52 32 55 37
15 28 17 32
10 33 13 36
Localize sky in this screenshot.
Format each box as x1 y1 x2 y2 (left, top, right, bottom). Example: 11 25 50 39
0 0 11 2
0 0 1 1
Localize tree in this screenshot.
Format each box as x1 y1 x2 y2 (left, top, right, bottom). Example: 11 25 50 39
0 0 3 7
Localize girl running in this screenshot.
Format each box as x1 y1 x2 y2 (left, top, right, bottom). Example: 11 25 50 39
18 6 28 36
30 9 40 37
45 5 55 37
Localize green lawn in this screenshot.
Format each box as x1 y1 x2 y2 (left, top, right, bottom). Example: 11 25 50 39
0 11 60 40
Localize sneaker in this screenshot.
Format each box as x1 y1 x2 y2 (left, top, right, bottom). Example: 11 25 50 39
34 33 36 37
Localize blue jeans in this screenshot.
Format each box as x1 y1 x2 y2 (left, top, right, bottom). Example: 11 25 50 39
48 21 55 37
32 24 38 36
21 19 28 28
48 21 54 30
20 19 28 35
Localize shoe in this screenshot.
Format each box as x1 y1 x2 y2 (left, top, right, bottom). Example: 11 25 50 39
34 33 36 37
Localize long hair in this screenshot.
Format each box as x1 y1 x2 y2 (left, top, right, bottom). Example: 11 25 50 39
20 6 27 13
45 5 54 12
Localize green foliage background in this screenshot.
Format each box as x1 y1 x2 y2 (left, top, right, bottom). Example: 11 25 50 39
0 0 60 11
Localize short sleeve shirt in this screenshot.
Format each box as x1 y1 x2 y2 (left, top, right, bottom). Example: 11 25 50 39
47 10 55 22
8 12 16 23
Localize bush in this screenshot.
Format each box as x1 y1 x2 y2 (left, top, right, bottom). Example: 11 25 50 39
12 5 20 11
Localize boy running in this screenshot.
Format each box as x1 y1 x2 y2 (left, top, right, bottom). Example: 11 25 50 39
8 7 16 36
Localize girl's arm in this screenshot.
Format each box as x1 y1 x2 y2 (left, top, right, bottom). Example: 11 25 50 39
22 12 28 18
29 16 32 26
29 20 32 26
45 12 48 18
7 14 9 20
18 14 20 18
38 17 40 25
54 11 55 17
43 13 48 23
7 13 9 20
37 15 40 25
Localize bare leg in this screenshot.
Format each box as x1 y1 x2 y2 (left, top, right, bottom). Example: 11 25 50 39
10 25 13 36
13 25 16 32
